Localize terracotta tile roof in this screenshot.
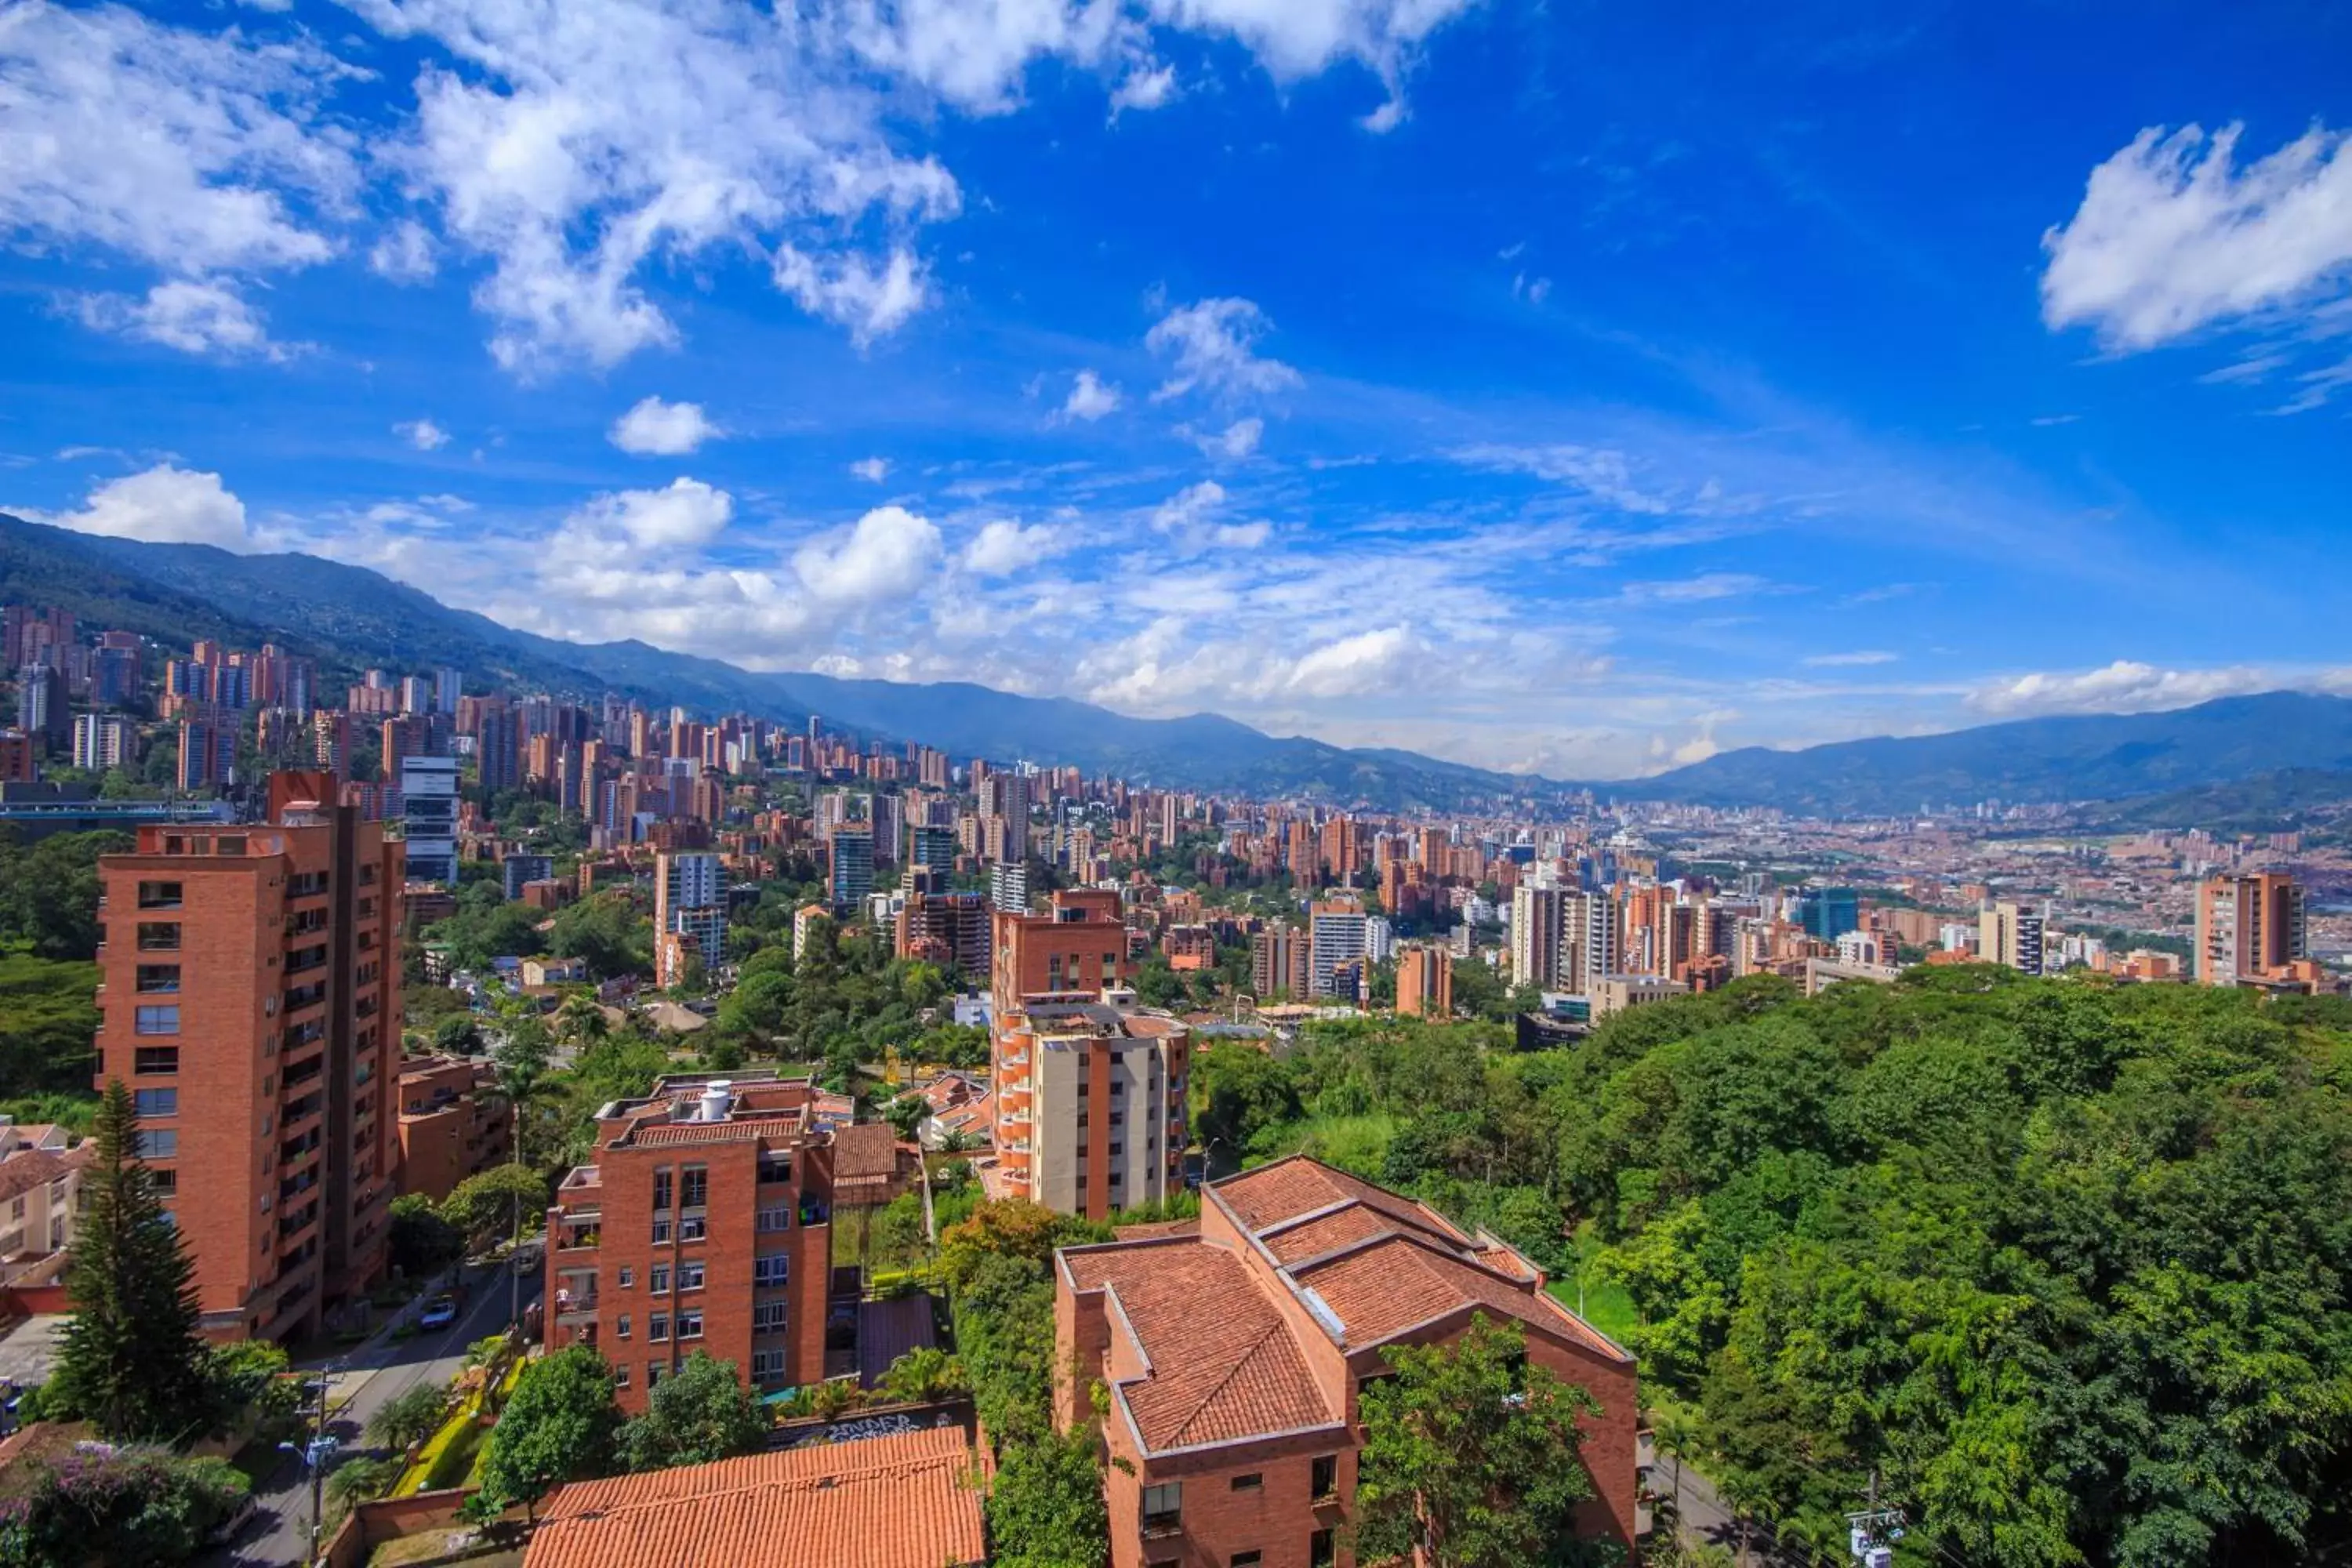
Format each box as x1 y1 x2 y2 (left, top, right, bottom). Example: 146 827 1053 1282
829 1122 901 1182
1294 1236 1624 1359
1260 1203 1396 1265
1064 1240 1339 1454
622 1122 779 1147
1217 1156 1468 1249
525 1425 985 1568
0 1151 67 1207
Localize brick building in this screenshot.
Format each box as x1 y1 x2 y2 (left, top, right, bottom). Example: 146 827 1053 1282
543 1073 887 1413
92 771 403 1340
1394 943 1453 1018
394 1054 511 1204
992 887 1129 1007
1055 1157 1639 1568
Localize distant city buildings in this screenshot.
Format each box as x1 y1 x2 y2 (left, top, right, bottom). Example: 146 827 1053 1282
655 850 726 988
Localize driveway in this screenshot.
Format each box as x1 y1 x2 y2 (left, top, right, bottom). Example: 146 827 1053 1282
210 1256 543 1567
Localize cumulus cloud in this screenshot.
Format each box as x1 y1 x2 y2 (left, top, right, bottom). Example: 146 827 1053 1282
73 280 290 360
793 505 943 604
24 463 254 550
369 220 438 283
964 518 1070 576
772 245 932 345
2042 122 2352 351
0 3 358 277
394 418 452 451
1965 659 2279 719
609 396 722 456
850 456 891 482
1057 368 1123 422
1145 478 1265 552
566 477 735 550
1146 297 1304 402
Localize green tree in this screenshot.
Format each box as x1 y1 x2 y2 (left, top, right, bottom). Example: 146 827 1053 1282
878 1346 968 1405
0 1450 248 1566
443 1164 549 1253
49 1080 210 1442
0 955 100 1100
987 1424 1110 1568
434 1013 484 1055
368 1383 452 1452
1353 1314 1606 1568
618 1352 768 1472
0 829 128 960
388 1193 465 1276
471 1345 622 1523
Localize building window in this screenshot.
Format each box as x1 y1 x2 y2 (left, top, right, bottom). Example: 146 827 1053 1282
677 1261 705 1292
752 1254 789 1287
758 1154 792 1185
613 1364 630 1388
615 1316 631 1340
650 1265 670 1294
134 1088 178 1119
135 1129 177 1160
151 1168 177 1194
1310 1455 1338 1501
750 1349 785 1381
680 1166 708 1209
617 1267 634 1290
678 1215 706 1242
132 1006 180 1036
134 965 180 993
136 881 183 909
1229 1474 1262 1491
136 923 180 951
646 1363 664 1388
651 1219 672 1244
675 1310 702 1341
1142 1483 1181 1533
757 1205 791 1232
652 1169 673 1210
1311 1531 1334 1568
1231 1555 1261 1568
752 1301 787 1333
1108 1143 1123 1158
133 1047 178 1075
648 1314 670 1342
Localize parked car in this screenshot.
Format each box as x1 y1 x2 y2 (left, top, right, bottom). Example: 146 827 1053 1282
419 1294 459 1330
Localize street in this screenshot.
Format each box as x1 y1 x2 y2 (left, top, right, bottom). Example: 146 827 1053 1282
211 1258 542 1568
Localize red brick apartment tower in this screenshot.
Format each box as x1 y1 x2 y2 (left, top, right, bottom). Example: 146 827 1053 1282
93 771 403 1341
544 1073 886 1414
1055 1156 1640 1568
991 889 1131 1205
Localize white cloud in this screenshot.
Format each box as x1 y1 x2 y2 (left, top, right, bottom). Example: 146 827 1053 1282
1285 625 1417 697
1617 572 1772 605
369 220 438 283
1140 0 1475 128
964 518 1070 576
1197 416 1263 459
0 3 358 277
1146 297 1304 402
772 245 931 345
793 505 943 604
24 463 253 549
566 477 735 550
608 396 722 457
1109 61 1177 116
73 280 290 360
1802 650 1896 667
850 456 891 483
395 418 452 451
2042 122 2352 350
1057 368 1123 422
1965 660 2278 719
1512 271 1552 305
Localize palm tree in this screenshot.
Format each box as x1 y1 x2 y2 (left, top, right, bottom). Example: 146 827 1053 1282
556 993 608 1051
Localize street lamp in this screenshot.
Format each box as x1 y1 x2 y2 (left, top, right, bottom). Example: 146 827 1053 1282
278 1367 340 1565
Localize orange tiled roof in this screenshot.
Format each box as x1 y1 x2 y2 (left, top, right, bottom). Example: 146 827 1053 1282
1217 1156 1470 1248
829 1121 901 1182
1063 1239 1340 1454
524 1425 985 1568
1294 1234 1624 1359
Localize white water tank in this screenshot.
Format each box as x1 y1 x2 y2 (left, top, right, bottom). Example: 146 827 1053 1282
700 1081 734 1122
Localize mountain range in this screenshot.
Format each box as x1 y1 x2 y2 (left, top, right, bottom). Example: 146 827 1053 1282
6 511 2351 815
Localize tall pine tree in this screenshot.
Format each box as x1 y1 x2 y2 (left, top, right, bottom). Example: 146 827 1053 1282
50 1079 209 1441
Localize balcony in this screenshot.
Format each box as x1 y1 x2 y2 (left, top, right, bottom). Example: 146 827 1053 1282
554 1289 600 1324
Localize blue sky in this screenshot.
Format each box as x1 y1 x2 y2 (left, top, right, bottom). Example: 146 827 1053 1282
2 0 2348 779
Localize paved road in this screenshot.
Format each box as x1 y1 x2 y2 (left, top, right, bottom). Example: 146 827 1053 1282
212 1258 542 1568
1656 1449 1806 1566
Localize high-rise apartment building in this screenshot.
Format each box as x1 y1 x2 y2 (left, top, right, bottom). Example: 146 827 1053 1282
655 851 726 987
993 888 1128 1010
1978 901 2045 976
1249 926 1312 1000
399 755 459 884
16 664 67 751
543 1073 890 1413
829 826 874 914
71 713 134 772
2195 873 2307 987
177 712 237 793
909 824 956 876
977 771 1029 862
92 775 403 1340
1308 898 1369 999
895 887 991 978
1511 882 1567 989
993 997 1187 1220
433 666 463 716
987 860 1031 916
1396 943 1454 1018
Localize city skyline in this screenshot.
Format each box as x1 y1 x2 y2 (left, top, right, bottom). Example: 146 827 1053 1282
3 0 2350 779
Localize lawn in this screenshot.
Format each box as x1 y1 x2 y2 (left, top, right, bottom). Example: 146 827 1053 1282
1545 1250 1640 1346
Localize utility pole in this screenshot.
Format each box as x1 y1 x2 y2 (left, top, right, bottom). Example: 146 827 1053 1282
279 1370 339 1566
